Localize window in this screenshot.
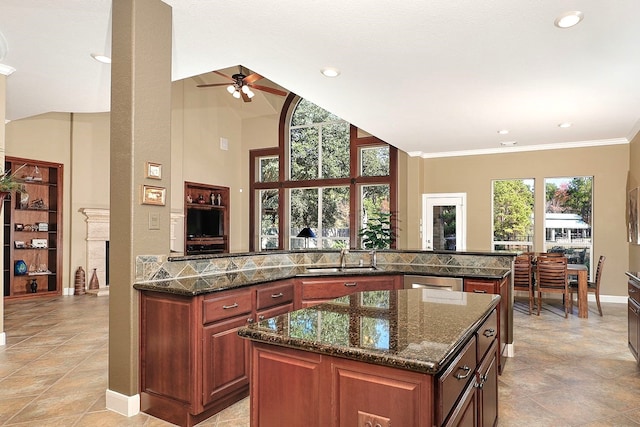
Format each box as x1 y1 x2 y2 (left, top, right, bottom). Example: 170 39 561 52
544 176 593 275
249 96 397 251
492 179 535 251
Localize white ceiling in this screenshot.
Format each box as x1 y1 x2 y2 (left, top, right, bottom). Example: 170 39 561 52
2 0 640 157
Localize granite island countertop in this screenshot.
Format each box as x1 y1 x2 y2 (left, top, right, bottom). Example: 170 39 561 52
133 264 511 296
237 288 500 375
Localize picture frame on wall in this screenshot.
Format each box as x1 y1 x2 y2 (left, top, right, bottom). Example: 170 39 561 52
145 162 162 179
142 185 166 206
628 187 639 244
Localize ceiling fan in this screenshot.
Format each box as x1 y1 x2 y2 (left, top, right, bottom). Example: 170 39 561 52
197 66 288 102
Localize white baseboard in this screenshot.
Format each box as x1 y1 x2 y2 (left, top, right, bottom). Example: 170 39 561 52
105 389 140 417
513 290 627 304
0 332 5 346
63 287 74 296
505 343 514 358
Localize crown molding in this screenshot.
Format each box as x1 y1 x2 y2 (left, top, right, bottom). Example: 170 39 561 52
415 138 629 159
0 64 15 76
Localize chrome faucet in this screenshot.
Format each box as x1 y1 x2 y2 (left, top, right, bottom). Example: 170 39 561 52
340 248 349 269
369 250 377 268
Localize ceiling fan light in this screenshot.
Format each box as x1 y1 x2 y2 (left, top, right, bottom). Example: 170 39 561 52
232 90 241 99
226 85 235 94
247 90 255 99
241 85 250 94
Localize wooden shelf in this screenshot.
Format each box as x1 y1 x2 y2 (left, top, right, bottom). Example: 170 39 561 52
184 181 229 255
4 157 63 299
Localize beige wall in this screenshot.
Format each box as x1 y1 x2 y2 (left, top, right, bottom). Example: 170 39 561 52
629 132 640 271
399 144 629 296
4 99 633 298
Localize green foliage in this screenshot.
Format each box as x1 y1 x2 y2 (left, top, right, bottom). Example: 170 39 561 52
359 211 394 249
0 164 27 192
545 177 593 225
493 180 534 241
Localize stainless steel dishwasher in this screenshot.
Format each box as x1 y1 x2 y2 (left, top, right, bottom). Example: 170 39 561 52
403 275 463 291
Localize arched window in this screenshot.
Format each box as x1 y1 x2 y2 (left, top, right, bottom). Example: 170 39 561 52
250 95 397 251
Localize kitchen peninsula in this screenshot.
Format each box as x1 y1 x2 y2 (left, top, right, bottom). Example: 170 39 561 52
238 289 500 426
134 249 513 426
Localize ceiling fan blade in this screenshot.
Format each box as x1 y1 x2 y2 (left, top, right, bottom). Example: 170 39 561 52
243 72 263 85
213 70 235 81
197 83 231 88
241 91 252 102
249 84 288 97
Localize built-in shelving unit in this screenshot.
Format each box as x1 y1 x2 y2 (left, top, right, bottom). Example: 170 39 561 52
184 181 229 255
3 157 63 299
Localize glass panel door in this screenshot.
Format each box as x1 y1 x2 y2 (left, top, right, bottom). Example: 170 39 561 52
422 194 466 251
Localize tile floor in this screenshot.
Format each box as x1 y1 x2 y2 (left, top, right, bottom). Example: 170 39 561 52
0 294 636 426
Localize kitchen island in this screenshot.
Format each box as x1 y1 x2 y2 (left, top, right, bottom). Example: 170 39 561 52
238 288 500 427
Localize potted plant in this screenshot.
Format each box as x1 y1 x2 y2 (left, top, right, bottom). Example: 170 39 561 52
358 211 394 249
0 164 27 204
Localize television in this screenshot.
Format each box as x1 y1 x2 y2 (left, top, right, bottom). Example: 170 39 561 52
186 208 224 238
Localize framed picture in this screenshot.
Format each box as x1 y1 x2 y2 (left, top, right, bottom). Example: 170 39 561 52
628 187 639 244
142 185 166 206
145 162 162 180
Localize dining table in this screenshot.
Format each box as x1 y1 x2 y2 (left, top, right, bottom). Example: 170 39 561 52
568 263 589 318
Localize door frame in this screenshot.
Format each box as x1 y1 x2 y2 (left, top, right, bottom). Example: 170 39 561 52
422 193 467 251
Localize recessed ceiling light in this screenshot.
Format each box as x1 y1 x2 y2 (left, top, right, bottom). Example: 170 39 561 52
91 53 111 64
497 129 509 135
558 122 572 128
500 141 517 147
320 67 340 78
554 11 584 29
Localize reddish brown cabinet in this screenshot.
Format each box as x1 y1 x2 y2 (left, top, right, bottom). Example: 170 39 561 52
628 276 640 363
140 279 294 427
463 276 509 373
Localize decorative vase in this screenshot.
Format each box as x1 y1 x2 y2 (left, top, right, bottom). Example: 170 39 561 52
89 268 99 290
74 266 86 295
29 279 37 293
15 260 27 275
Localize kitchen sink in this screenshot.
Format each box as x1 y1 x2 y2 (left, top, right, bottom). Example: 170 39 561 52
305 266 378 274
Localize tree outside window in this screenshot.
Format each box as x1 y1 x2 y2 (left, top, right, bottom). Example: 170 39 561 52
492 179 534 251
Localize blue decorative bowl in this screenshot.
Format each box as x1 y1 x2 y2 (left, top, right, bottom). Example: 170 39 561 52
15 260 27 275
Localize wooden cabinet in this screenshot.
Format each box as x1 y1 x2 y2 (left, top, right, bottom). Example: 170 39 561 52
628 277 640 363
184 181 229 255
296 274 401 307
248 307 498 427
140 279 295 427
463 276 509 373
3 157 63 299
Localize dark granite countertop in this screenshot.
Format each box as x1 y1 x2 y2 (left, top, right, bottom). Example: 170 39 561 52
237 288 500 375
133 264 511 296
627 271 640 282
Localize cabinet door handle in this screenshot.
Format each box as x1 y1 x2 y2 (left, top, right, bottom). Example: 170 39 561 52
344 282 357 287
473 290 487 293
483 328 496 338
454 365 471 380
258 315 265 321
271 292 284 299
631 304 639 315
246 317 254 324
222 303 239 310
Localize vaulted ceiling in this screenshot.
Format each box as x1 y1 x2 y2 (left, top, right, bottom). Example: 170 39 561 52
2 1 639 157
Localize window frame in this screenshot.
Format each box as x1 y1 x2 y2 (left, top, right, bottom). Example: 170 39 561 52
249 94 397 251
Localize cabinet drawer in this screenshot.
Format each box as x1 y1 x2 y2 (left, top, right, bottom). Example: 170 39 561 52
203 288 253 324
629 280 640 305
437 335 477 425
300 276 395 301
464 280 496 295
476 309 497 362
256 282 294 310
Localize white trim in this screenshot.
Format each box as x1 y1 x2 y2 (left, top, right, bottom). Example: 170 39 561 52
0 332 5 346
416 137 628 159
505 343 514 358
105 389 140 417
63 287 74 296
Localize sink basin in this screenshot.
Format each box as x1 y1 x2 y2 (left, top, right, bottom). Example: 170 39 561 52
305 266 378 274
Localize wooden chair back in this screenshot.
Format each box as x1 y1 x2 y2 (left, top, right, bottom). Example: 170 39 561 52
513 254 533 289
536 255 568 290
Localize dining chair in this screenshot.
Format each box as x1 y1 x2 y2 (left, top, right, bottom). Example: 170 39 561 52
568 255 605 316
536 255 569 318
514 254 534 314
